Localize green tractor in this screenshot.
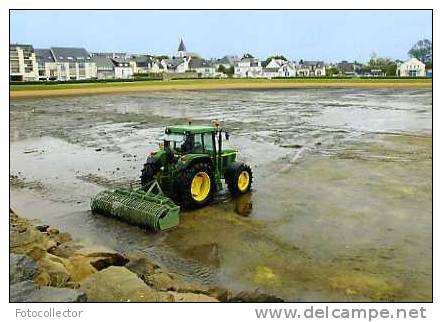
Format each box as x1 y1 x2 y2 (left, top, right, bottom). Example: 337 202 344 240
141 123 253 209
91 122 253 231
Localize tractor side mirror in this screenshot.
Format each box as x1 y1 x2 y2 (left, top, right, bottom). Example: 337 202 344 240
225 131 230 141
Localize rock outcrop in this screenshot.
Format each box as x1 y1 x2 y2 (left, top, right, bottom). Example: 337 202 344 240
9 211 220 302
80 266 171 302
10 254 39 284
10 280 86 302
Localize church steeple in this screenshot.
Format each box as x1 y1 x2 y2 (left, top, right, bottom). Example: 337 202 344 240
177 39 186 57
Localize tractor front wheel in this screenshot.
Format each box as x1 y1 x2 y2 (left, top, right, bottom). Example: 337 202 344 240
177 161 215 209
225 162 253 197
140 156 161 190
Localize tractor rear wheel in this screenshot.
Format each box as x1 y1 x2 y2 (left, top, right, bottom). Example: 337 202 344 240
225 162 253 197
176 161 215 209
140 156 161 190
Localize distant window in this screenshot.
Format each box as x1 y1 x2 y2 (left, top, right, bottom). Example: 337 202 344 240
68 56 73 60
59 56 63 59
77 56 84 60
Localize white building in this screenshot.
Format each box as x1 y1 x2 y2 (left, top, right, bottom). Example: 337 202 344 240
164 57 190 73
35 48 58 81
10 44 38 81
397 57 426 77
234 58 263 78
278 61 297 77
189 59 216 78
92 56 117 80
111 58 134 79
129 55 164 74
263 58 297 78
92 55 135 79
296 61 326 77
50 47 97 81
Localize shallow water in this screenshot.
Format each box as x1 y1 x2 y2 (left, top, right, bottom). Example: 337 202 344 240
10 88 432 301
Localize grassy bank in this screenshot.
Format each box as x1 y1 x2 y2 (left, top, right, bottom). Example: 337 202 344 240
10 78 432 98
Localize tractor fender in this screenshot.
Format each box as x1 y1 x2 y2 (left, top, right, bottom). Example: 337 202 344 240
177 154 214 172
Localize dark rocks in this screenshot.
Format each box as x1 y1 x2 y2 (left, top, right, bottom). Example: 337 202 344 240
35 224 50 232
30 285 87 302
281 143 303 148
124 252 160 279
10 280 36 302
10 280 86 302
74 246 129 270
10 254 39 284
229 290 285 302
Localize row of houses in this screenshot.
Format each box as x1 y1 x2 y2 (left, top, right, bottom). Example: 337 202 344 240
11 45 98 81
334 58 428 77
235 58 326 78
10 40 430 82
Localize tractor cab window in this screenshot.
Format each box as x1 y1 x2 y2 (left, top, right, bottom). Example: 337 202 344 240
203 133 214 152
163 133 211 154
163 133 186 153
180 135 193 153
193 134 204 153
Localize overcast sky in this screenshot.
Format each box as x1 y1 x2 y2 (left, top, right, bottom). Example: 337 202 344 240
10 10 432 62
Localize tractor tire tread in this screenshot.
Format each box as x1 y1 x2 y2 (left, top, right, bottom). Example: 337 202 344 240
225 162 253 197
176 161 215 209
140 156 161 190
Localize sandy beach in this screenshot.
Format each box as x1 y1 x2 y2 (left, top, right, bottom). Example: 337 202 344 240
10 78 432 98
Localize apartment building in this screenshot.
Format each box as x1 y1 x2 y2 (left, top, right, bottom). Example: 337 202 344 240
50 47 97 80
10 44 38 81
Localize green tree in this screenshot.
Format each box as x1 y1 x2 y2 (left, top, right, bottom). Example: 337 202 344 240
264 55 288 67
217 65 226 73
225 66 235 76
408 39 432 63
217 65 234 76
367 56 397 76
242 53 254 59
326 66 339 77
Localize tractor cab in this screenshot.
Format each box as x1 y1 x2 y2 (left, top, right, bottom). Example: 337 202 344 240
139 123 251 210
164 125 219 155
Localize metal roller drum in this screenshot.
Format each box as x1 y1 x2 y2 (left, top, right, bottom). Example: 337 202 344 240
90 181 180 231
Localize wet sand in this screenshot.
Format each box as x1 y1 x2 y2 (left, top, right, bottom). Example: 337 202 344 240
10 79 432 98
10 88 432 301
